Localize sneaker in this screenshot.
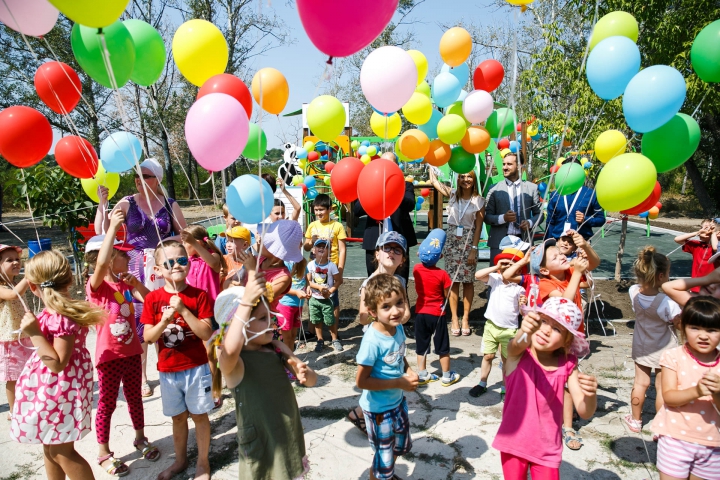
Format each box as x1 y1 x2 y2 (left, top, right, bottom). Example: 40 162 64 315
418 373 439 386
623 414 642 433
332 339 343 352
442 371 461 387
314 340 325 353
469 384 488 397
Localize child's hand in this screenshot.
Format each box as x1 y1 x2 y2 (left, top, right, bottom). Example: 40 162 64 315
321 287 330 299
108 209 125 230
278 177 287 191
169 295 186 315
97 185 109 205
569 230 587 249
119 272 140 288
520 311 542 336
577 372 598 397
572 257 589 274
519 295 527 307
180 230 197 246
235 249 257 271
700 372 720 395
520 247 534 264
242 270 266 305
398 369 419 392
161 306 176 324
20 311 42 337
287 357 315 385
296 290 309 300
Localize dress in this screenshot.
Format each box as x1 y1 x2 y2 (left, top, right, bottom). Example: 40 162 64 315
444 192 485 283
0 285 32 381
10 311 93 445
629 285 680 369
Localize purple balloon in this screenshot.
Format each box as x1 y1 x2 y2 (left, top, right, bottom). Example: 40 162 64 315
0 0 58 37
361 46 417 114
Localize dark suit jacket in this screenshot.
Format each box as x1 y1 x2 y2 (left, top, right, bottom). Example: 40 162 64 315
353 181 418 250
484 179 541 248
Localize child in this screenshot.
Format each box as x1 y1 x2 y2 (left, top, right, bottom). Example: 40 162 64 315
11 250 106 479
0 244 29 420
356 274 418 480
493 297 598 479
269 178 302 222
142 241 214 480
624 246 681 434
85 210 160 475
307 239 342 352
215 203 242 255
674 219 719 292
220 225 251 289
255 220 299 310
277 257 309 352
651 296 720 480
413 229 459 387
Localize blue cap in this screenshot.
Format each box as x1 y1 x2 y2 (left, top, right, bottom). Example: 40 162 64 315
376 230 407 253
313 238 330 247
499 235 531 252
418 229 446 266
530 238 556 274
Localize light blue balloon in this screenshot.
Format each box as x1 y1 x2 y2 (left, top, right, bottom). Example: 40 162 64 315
456 89 468 102
441 62 470 86
431 72 462 108
306 187 318 200
295 147 308 159
418 109 443 139
413 180 419 185
358 145 368 155
304 175 316 188
584 162 592 169
623 65 687 133
509 140 519 153
361 140 371 147
398 163 404 170
586 36 640 101
100 132 143 173
226 174 274 224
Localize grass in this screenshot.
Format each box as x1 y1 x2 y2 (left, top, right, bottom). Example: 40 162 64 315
0 463 38 480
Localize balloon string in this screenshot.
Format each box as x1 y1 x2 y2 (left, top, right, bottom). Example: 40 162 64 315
691 89 711 118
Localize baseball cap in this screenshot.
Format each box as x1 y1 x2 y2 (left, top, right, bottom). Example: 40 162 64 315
0 244 22 256
494 248 524 264
418 229 446 266
521 297 589 357
262 220 303 263
376 230 407 253
530 238 556 274
313 238 330 247
498 235 530 252
220 226 251 244
85 235 134 253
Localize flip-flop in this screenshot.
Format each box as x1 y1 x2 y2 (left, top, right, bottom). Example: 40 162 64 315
141 383 152 398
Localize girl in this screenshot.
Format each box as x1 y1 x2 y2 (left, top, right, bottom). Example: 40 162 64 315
11 250 106 480
268 178 302 222
651 296 720 480
663 268 720 308
276 258 309 352
85 210 160 476
0 244 29 420
624 246 681 434
493 297 598 479
254 219 301 310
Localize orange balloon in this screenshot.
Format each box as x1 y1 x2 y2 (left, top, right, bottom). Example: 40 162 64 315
398 129 430 160
648 206 660 219
251 67 289 115
460 126 491 154
439 27 472 67
424 139 452 167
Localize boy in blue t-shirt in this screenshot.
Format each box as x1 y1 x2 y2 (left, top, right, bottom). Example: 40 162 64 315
356 274 418 480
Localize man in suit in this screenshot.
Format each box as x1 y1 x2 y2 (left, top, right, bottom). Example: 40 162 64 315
484 149 541 264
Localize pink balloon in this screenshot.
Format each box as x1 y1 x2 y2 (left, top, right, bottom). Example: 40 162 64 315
298 0 399 58
0 0 58 37
185 93 249 172
361 46 417 114
462 90 494 124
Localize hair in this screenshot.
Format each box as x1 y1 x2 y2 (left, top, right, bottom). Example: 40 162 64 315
154 240 187 263
363 273 406 312
262 173 277 193
701 218 714 226
0 248 20 288
504 150 524 167
539 245 559 269
81 249 100 284
25 250 106 327
312 193 332 210
679 296 720 341
454 171 480 202
273 199 284 208
633 246 670 288
183 225 228 273
290 257 308 279
222 204 229 218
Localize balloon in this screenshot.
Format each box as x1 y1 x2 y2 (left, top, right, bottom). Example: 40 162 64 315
381 152 396 161
301 184 308 194
292 175 303 186
441 62 470 86
361 140 371 146
0 0 58 37
305 141 316 151
402 92 433 125
623 65 686 133
461 126 491 154
594 129 626 163
308 151 319 161
638 211 649 219
527 123 539 136
324 161 335 173
641 113 700 173
226 175 275 224
71 21 135 88
621 181 661 215
0 106 52 168
431 72 462 108
486 108 518 138
589 11 639 51
34 61 82 115
509 140 519 153
173 20 227 87
242 123 267 160
439 27 472 67
648 206 660 219
361 154 372 164
554 162 586 196
584 162 592 169
407 50 428 85
418 109 443 139
316 143 327 152
358 145 368 156
54 136 99 179
445 102 470 127
197 74 252 119
297 0 398 57
350 140 360 151
417 197 425 205
421 188 430 197
555 157 566 167
586 36 640 100
307 95 346 142
448 146 476 174
595 153 657 211
550 165 560 174
100 132 143 173
399 129 430 159
361 46 417 113
306 187 319 200
304 175 316 188
498 138 510 149
691 20 720 83
463 89 494 124
48 0 128 28
81 164 120 203
185 93 249 172
437 114 467 145
370 112 402 138
330 156 365 203
415 80 431 97
473 60 504 92
367 146 378 156
252 67 289 115
124 19 165 86
424 140 452 167
357 159 405 220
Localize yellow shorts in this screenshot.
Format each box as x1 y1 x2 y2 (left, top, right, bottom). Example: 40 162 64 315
481 319 517 359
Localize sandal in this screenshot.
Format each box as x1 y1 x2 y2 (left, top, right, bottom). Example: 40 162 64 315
141 383 152 397
346 408 367 434
562 427 584 451
461 328 471 336
451 329 461 337
133 437 160 462
97 453 129 477
214 397 224 409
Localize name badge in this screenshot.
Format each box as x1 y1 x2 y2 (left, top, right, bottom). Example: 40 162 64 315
563 222 572 235
456 226 464 237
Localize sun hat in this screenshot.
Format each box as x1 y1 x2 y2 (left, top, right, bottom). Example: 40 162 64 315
220 226 251 244
0 244 22 256
85 235 134 253
494 248 524 264
376 230 407 253
530 238 557 274
521 297 589 357
418 228 445 266
498 235 530 252
262 220 303 263
214 286 245 327
139 158 163 182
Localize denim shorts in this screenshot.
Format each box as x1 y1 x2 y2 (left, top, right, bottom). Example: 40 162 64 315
159 364 214 417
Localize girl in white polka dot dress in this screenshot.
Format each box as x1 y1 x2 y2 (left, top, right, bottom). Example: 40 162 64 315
651 296 720 480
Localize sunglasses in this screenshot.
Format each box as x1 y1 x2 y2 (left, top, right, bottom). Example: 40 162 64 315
134 174 156 180
381 244 404 256
162 256 188 270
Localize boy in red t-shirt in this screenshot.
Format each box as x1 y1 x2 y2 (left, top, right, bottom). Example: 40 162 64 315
674 219 719 292
142 241 214 480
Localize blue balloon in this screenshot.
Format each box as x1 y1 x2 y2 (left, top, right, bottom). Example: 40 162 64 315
415 203 422 211
417 197 425 205
441 62 470 86
304 175 316 188
295 147 308 159
226 175 274 224
361 140 371 147
413 180 419 185
321 154 328 160
638 211 649 218
316 143 327 152
538 182 547 192
358 145 368 155
531 134 541 141
306 187 318 200
398 163 404 170
418 109 443 139
100 132 143 173
431 72 462 108
623 65 687 133
584 162 592 169
586 36 640 101
371 107 392 116
509 140 519 153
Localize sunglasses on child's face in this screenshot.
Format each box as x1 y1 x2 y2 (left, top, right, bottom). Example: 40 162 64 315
381 244 403 256
162 257 188 270
134 174 156 180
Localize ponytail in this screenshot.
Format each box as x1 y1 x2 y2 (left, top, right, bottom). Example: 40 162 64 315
633 246 670 288
290 257 307 279
81 250 99 285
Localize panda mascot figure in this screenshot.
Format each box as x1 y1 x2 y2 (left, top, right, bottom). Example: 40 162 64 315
278 142 301 184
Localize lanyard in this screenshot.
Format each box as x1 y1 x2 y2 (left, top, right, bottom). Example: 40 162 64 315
454 196 473 225
563 188 582 219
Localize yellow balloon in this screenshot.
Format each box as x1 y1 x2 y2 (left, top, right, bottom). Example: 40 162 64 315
415 80 431 98
81 164 120 203
371 112 402 139
361 154 372 165
49 0 129 28
555 157 565 167
439 27 472 67
252 67 289 115
407 50 428 85
506 0 534 5
402 92 432 125
527 123 539 136
594 129 627 163
172 19 228 87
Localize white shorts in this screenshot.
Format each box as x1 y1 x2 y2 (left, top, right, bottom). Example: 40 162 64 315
657 435 720 480
159 364 214 417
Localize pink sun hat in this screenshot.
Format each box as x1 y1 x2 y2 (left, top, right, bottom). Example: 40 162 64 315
522 296 589 357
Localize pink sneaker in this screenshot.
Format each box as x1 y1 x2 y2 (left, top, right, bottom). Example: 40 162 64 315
623 414 642 433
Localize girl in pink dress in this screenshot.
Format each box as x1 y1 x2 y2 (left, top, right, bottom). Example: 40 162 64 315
11 250 106 480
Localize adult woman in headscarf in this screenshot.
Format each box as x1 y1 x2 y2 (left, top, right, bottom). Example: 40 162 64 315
94 158 187 397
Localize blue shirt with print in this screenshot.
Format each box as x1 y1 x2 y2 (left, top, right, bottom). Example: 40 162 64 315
356 324 406 413
279 261 308 307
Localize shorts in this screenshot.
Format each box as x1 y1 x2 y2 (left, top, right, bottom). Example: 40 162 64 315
276 304 302 331
481 319 517 359
331 290 339 308
414 313 450 356
309 297 335 326
363 397 412 480
0 340 32 382
657 435 720 479
158 364 214 417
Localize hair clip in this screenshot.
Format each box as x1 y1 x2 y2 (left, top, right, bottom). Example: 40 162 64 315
203 236 209 242
40 281 55 289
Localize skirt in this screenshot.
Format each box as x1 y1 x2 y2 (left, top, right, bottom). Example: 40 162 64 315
444 226 476 284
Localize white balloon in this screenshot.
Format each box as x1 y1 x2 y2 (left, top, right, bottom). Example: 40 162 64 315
360 46 417 114
462 90 494 124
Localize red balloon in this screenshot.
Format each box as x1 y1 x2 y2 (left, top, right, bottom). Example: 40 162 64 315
0 106 52 168
330 156 365 203
516 122 522 132
301 184 308 194
498 138 510 149
655 202 662 209
357 159 405 220
34 61 82 115
549 165 560 173
420 188 430 197
308 151 320 161
473 59 505 92
324 161 335 173
54 136 99 179
197 74 252 119
621 182 662 215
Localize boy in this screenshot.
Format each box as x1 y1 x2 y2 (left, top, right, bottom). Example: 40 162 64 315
220 225 251 289
356 274 417 480
215 204 242 255
412 229 460 386
142 241 214 480
307 238 343 352
674 219 719 292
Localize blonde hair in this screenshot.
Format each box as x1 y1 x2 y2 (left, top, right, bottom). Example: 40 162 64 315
0 248 20 288
25 250 106 327
290 257 307 279
80 250 99 284
633 246 670 288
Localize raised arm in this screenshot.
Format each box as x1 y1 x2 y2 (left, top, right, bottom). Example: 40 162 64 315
90 209 126 291
674 230 699 245
662 269 720 307
428 168 452 198
502 248 532 284
570 230 600 271
475 263 501 283
278 178 302 221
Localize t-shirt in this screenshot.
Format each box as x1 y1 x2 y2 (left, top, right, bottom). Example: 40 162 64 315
140 285 214 373
538 267 585 332
280 261 308 307
222 253 244 287
484 273 525 329
356 324 407 413
186 255 221 302
446 190 485 228
86 279 143 365
683 240 716 293
307 260 339 299
413 264 451 316
629 285 681 322
305 220 347 266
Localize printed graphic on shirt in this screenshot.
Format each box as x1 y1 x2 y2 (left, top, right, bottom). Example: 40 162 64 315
312 265 329 286
383 342 406 365
110 289 135 344
158 306 195 348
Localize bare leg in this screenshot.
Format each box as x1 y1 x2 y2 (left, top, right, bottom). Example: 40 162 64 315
480 353 495 383
43 444 65 480
46 442 95 480
417 354 427 372
439 354 450 372
190 413 211 480
282 328 297 352
461 282 474 331
314 324 324 342
158 411 189 480
631 364 652 421
141 342 149 385
654 370 664 414
6 380 16 417
330 317 339 341
449 283 460 331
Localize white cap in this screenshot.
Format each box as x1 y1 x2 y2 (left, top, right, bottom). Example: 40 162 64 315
85 235 132 253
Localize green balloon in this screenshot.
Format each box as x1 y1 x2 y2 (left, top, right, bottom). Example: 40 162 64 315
596 153 657 212
124 19 166 86
448 146 476 174
242 123 267 160
445 102 470 126
485 108 517 139
554 162 586 195
589 11 639 51
691 19 720 83
641 113 700 173
71 21 135 88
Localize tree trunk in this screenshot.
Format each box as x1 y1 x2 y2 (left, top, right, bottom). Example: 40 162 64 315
190 154 200 194
685 157 717 215
160 128 175 199
614 216 627 281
